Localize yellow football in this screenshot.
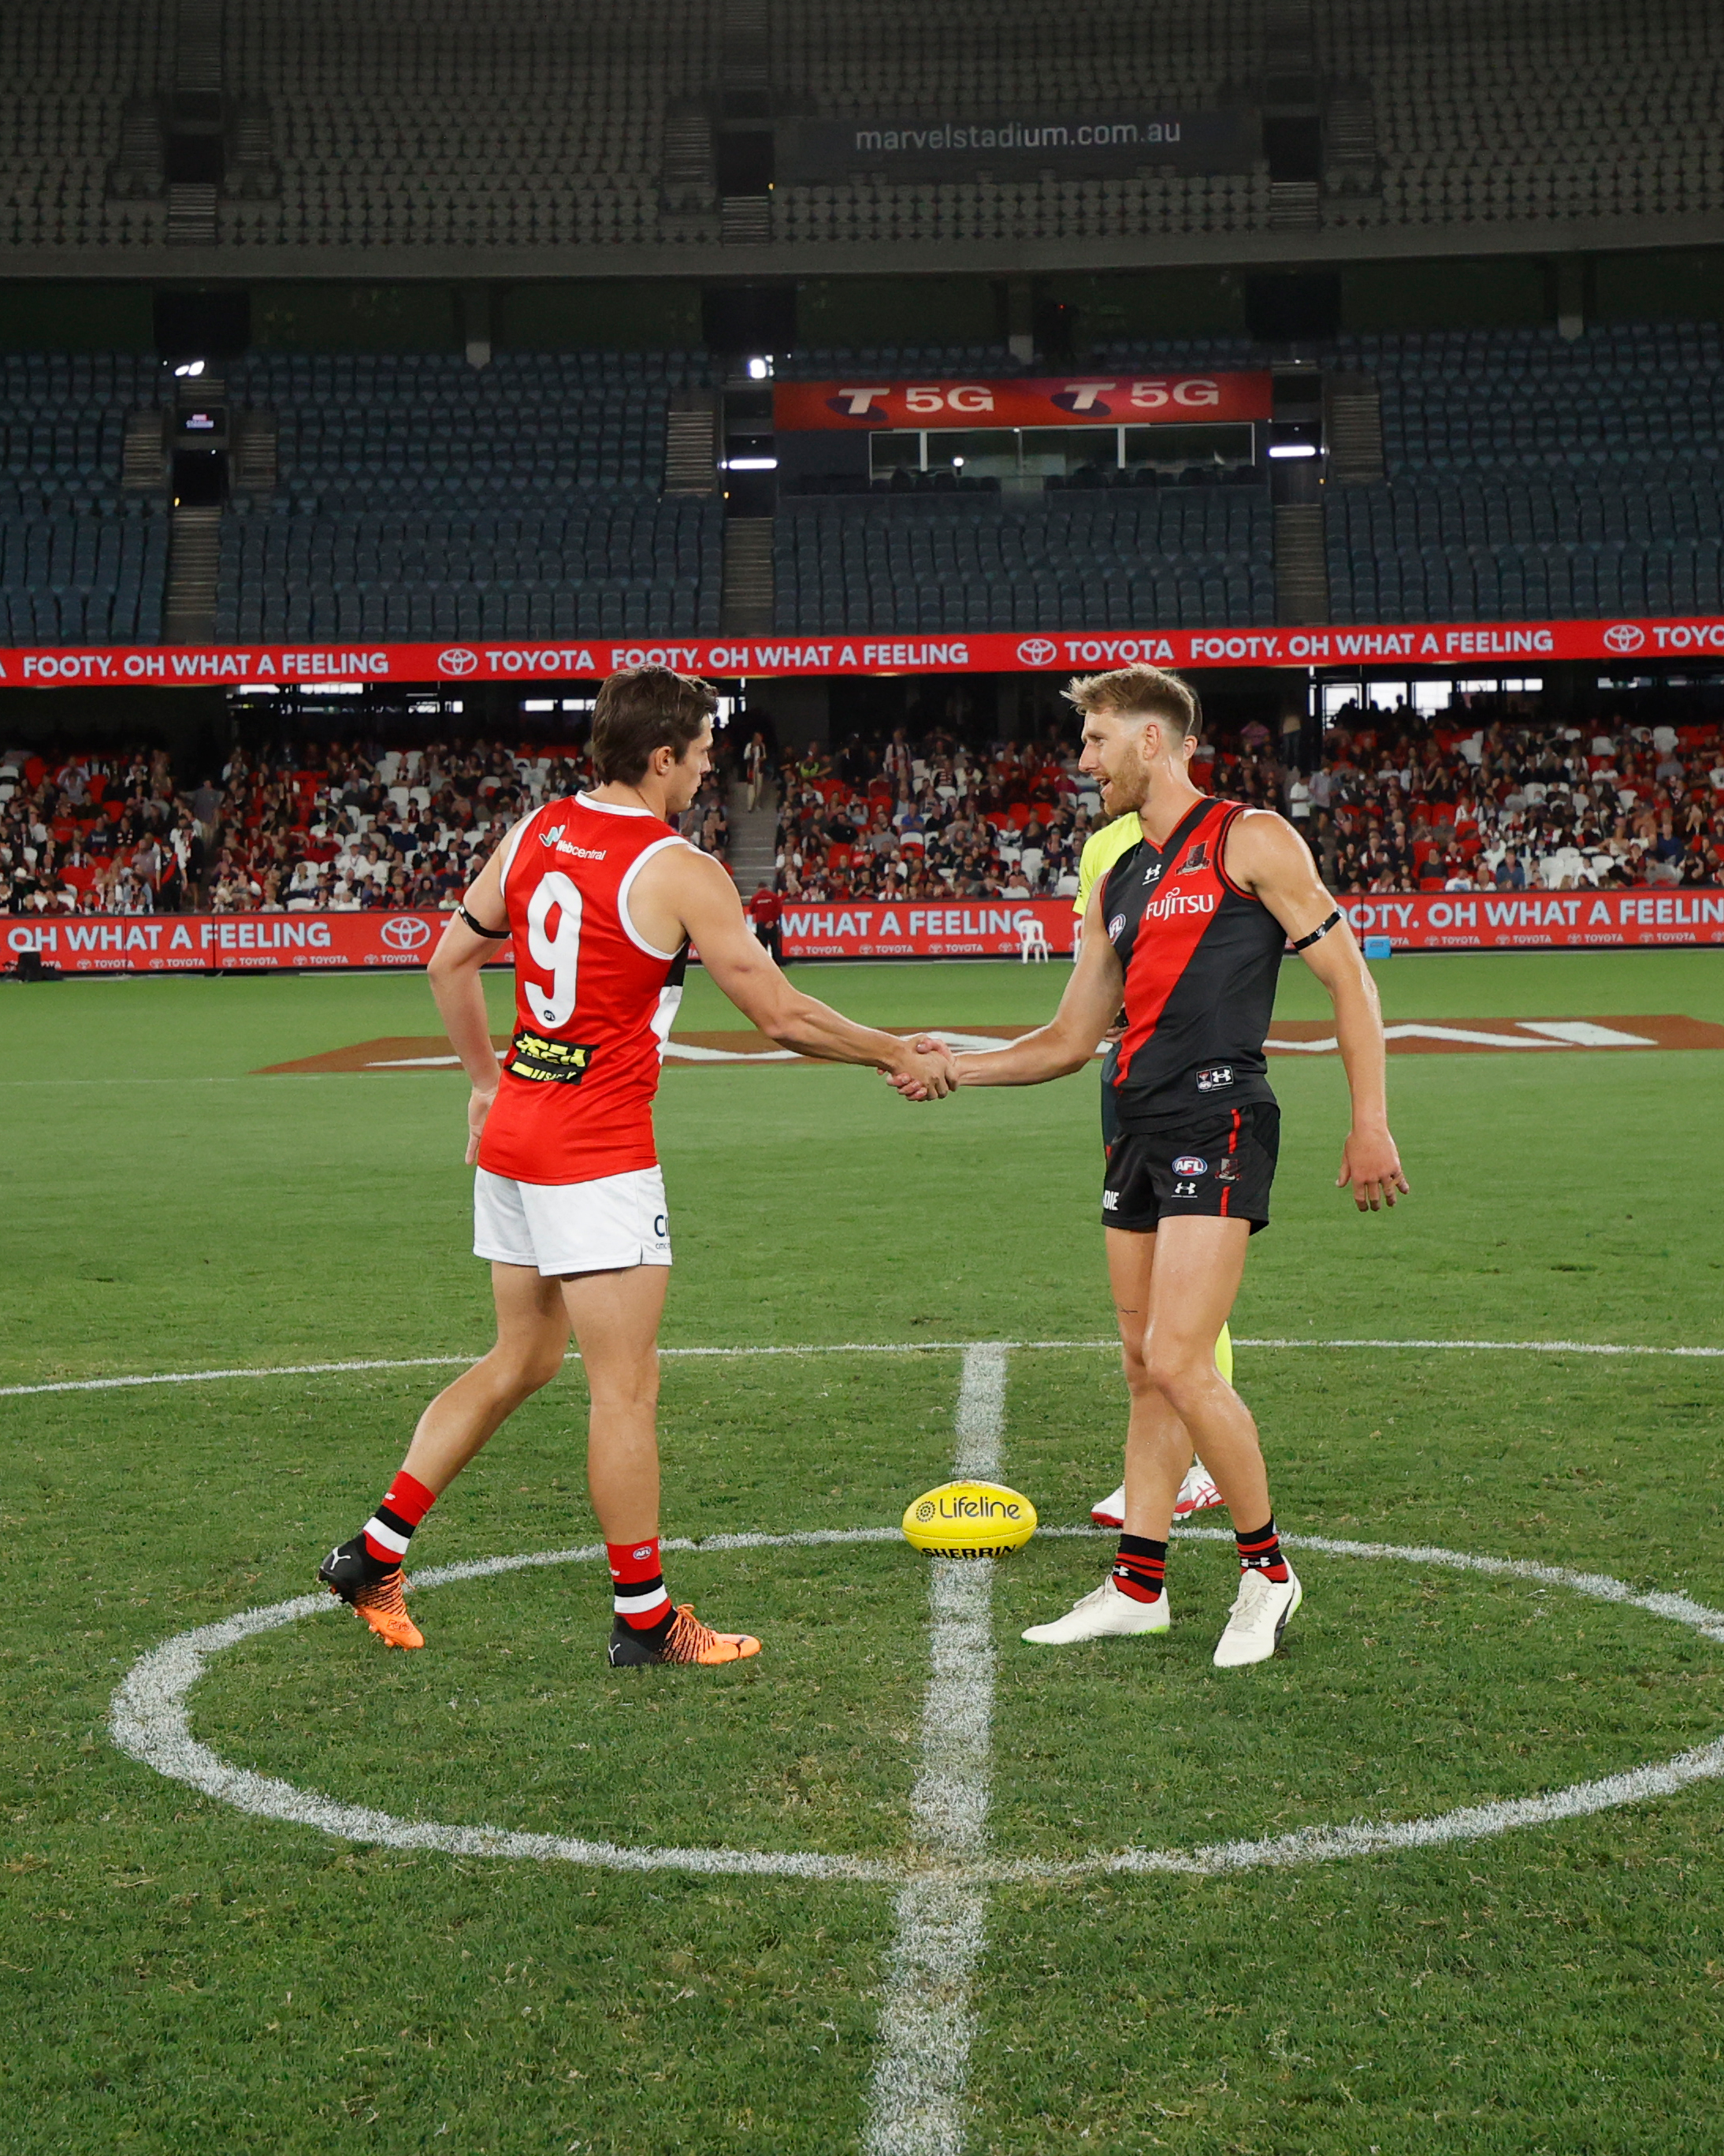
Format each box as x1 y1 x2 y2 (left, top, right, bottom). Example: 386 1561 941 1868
901 1481 1038 1559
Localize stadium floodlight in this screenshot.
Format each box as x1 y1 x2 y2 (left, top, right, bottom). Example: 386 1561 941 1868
173 359 206 378
746 355 775 380
723 455 778 470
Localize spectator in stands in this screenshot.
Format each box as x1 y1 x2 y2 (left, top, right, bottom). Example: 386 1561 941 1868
744 730 770 812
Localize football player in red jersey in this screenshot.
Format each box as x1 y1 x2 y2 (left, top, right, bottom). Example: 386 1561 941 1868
928 664 1406 1668
320 667 956 1666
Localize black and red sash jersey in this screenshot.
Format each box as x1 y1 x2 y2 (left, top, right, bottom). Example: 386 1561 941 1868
1100 796 1286 1128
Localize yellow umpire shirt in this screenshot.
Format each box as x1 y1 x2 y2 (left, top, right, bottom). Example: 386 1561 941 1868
1074 812 1145 919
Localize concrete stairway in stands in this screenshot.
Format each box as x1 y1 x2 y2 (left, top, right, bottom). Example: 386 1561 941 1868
1273 502 1331 625
664 392 719 494
1325 374 1385 485
721 518 775 631
726 781 779 898
164 506 222 641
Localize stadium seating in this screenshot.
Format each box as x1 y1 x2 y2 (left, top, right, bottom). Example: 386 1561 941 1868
775 489 1275 633
1325 324 1724 622
214 503 719 641
0 354 171 644
221 0 709 251
216 351 723 641
1321 0 1724 233
0 2 169 250
0 0 1719 253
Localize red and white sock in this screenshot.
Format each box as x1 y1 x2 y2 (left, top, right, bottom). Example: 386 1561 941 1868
362 1470 437 1567
607 1536 671 1630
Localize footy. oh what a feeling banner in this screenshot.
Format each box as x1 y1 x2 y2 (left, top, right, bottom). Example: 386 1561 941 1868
9 892 1724 975
3 616 1723 690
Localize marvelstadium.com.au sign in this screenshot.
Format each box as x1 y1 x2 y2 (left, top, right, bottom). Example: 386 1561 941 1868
775 110 1258 182
5 618 1724 687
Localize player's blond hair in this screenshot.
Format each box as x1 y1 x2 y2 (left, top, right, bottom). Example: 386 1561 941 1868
1063 664 1200 744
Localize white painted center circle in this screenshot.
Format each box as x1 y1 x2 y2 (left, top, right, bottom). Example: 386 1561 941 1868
111 1525 1724 1885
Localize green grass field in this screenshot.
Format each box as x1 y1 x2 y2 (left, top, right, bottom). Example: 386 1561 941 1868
5 950 1724 2154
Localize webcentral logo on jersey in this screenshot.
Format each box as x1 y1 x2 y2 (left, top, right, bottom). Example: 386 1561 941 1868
507 1030 598 1084
554 839 607 861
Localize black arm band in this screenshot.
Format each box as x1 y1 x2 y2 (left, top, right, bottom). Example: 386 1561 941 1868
458 905 511 940
1290 908 1343 953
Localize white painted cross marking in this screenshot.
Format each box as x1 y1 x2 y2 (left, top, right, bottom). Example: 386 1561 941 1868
864 1343 1006 2156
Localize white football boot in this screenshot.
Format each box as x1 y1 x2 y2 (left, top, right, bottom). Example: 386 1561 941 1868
1174 1463 1224 1518
1211 1564 1302 1668
1022 1575 1170 1645
1090 1462 1224 1530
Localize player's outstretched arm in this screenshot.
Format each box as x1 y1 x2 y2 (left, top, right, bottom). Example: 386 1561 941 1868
1226 810 1409 1212
946 884 1124 1088
649 847 957 1099
427 835 515 1163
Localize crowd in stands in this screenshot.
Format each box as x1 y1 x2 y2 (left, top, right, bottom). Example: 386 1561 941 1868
1 734 729 916
772 701 1724 902
7 696 1720 920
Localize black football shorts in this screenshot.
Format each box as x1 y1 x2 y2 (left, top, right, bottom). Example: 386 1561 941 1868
1101 1100 1280 1235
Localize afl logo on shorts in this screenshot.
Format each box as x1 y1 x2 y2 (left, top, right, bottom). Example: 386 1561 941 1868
1172 1154 1208 1176
1107 913 1127 942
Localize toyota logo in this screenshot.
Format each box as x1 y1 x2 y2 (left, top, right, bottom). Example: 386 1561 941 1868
437 646 480 677
1603 624 1646 654
1016 638 1058 667
381 915 433 953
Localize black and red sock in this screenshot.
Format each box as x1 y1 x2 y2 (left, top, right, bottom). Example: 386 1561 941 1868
1235 1517 1289 1582
1112 1532 1168 1604
607 1536 672 1634
362 1470 436 1567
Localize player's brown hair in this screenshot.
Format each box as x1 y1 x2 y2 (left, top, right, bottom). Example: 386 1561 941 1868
1063 663 1200 743
590 667 718 785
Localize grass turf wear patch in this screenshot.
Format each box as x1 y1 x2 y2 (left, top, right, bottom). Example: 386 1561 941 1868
253 1013 1724 1076
5 954 1724 2154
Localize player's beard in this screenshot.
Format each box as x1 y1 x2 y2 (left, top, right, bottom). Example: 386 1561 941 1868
1100 749 1151 820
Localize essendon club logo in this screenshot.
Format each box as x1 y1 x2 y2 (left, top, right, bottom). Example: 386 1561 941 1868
1176 840 1211 875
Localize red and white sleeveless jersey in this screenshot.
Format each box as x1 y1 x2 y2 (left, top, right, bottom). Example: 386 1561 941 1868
476 795 689 1186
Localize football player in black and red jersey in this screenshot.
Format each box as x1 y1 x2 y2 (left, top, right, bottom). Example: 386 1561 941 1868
933 664 1406 1667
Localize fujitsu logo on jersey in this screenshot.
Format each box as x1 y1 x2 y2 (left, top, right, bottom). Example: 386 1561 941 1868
1143 887 1217 920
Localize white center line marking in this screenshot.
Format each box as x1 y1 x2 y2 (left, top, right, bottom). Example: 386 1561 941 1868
9 1335 1724 1401
865 1343 1007 2156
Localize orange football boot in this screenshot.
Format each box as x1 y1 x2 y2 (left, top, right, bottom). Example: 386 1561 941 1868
607 1604 761 1667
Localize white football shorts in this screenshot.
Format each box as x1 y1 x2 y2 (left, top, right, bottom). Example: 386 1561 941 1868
473 1165 672 1276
